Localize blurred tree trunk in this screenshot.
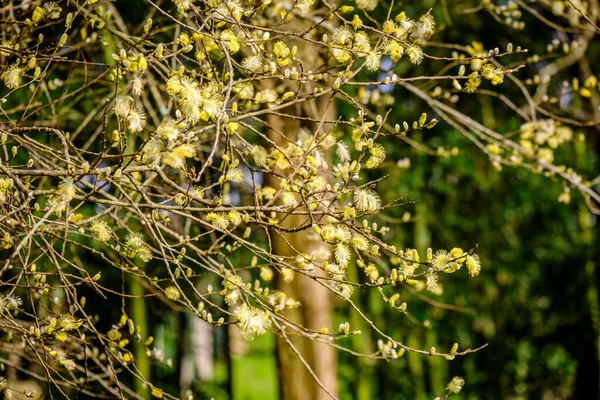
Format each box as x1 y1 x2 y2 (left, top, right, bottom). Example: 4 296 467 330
126 134 151 400
412 132 447 397
266 92 337 399
264 38 337 397
406 333 426 400
129 279 151 400
347 261 373 400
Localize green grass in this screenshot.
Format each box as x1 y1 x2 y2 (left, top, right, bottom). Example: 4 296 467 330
232 332 279 400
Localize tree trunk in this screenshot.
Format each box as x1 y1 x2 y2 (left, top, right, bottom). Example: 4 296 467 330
266 74 338 400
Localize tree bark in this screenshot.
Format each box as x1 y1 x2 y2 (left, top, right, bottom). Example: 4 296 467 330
266 75 338 400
